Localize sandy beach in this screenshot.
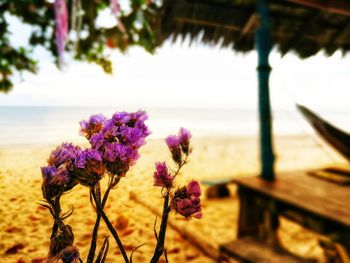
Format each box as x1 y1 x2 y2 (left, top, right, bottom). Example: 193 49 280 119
0 135 346 263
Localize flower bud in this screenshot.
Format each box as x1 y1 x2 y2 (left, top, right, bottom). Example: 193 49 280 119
178 127 191 155
153 162 173 188
165 135 182 164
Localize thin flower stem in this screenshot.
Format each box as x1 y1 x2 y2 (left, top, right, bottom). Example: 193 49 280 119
150 194 170 263
173 154 189 179
91 188 129 263
86 184 112 263
50 196 67 234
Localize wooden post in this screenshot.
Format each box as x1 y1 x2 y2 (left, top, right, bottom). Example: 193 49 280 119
255 0 275 181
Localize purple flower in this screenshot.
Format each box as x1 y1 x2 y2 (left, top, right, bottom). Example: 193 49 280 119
179 127 191 155
101 119 118 139
44 143 81 187
153 162 173 188
128 110 151 136
48 143 80 168
59 246 80 263
112 111 130 126
89 132 105 150
104 143 139 175
104 142 123 162
77 110 150 176
165 135 182 164
179 127 191 142
41 165 70 192
52 165 70 185
171 181 202 219
120 127 145 149
74 151 85 169
165 135 180 149
41 166 58 185
41 143 81 199
79 114 106 139
131 110 148 122
74 149 105 186
104 143 139 164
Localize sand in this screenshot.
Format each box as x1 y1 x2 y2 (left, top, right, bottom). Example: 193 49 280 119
0 135 346 263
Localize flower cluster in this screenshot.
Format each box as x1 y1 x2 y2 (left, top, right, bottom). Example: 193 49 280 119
41 143 81 200
41 110 151 195
41 110 150 262
153 127 202 220
41 112 201 263
165 127 192 164
150 127 201 262
80 110 150 176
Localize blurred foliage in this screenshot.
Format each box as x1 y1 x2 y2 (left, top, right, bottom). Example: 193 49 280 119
0 0 161 92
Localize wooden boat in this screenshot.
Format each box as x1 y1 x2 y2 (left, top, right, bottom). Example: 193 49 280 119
297 104 350 162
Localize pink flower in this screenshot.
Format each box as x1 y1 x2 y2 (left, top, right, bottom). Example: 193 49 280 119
171 181 202 219
54 0 69 62
178 127 191 155
187 181 201 198
165 135 182 164
110 0 126 33
179 127 191 143
153 162 173 188
165 135 180 149
110 0 120 17
175 198 202 219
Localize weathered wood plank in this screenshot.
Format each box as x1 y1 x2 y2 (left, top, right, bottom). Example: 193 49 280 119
234 172 350 228
220 237 312 263
308 170 350 185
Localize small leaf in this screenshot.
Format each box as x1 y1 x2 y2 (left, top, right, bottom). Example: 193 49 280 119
94 236 109 263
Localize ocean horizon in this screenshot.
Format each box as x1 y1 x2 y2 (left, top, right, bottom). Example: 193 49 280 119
0 106 349 146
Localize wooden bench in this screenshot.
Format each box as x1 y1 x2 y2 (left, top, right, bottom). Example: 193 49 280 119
220 237 310 263
201 178 233 198
219 171 350 262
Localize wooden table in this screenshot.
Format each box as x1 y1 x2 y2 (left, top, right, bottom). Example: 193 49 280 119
220 171 350 262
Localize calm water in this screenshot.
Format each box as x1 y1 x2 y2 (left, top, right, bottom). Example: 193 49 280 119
0 106 348 146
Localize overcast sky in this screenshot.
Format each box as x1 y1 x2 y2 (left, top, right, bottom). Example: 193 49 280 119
1 13 350 111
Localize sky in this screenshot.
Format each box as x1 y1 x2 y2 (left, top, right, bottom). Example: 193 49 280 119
1 13 350 111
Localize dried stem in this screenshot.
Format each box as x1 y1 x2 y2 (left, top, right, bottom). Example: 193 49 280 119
150 194 170 263
91 187 129 263
86 184 112 263
87 175 121 263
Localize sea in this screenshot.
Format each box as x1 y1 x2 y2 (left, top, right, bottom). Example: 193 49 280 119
0 106 349 146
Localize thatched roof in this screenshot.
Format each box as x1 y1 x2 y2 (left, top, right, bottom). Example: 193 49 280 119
157 0 350 58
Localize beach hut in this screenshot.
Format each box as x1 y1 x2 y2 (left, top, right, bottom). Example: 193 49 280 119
156 0 350 181
156 1 350 261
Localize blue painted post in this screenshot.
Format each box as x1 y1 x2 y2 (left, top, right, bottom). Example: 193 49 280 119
255 0 275 180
